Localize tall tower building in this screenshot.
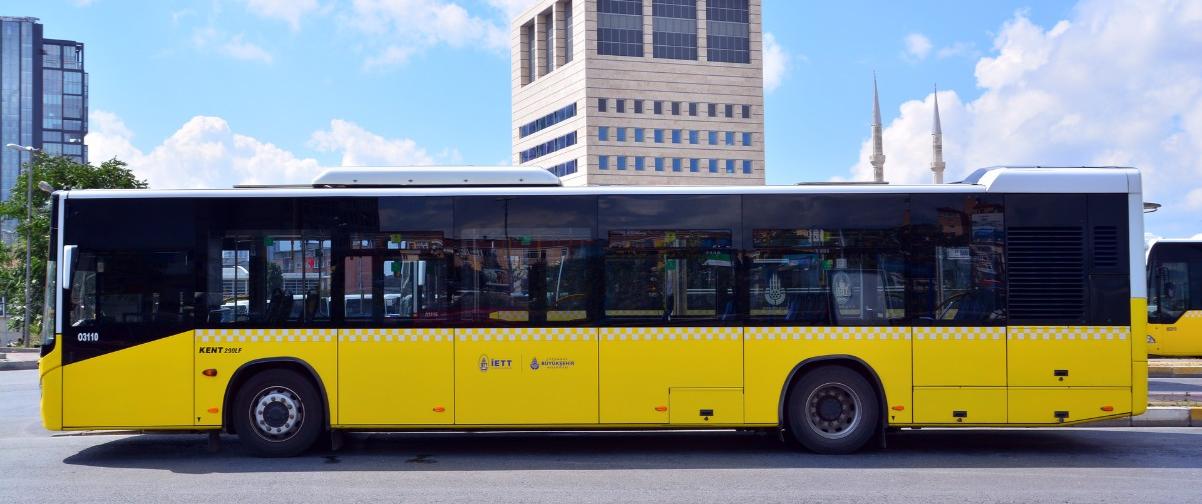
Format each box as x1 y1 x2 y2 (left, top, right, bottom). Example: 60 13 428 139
930 86 945 184
511 0 765 186
869 73 885 183
0 16 88 206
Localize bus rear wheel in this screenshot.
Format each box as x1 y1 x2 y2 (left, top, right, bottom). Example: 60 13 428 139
234 368 324 457
786 366 879 454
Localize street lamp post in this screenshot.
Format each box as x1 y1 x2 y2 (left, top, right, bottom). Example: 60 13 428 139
6 143 38 348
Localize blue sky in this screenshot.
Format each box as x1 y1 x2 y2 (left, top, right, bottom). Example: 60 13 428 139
9 0 1202 238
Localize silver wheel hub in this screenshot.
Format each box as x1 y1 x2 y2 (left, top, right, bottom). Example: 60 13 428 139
804 382 862 440
251 386 304 442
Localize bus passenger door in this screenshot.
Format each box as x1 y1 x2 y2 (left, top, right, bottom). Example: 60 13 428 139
61 249 195 428
338 246 456 426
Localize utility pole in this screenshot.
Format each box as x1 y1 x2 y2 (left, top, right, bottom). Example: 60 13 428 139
5 143 38 348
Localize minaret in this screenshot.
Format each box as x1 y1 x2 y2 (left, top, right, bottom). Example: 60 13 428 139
930 85 946 184
870 73 885 182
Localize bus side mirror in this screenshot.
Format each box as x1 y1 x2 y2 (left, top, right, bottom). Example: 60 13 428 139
61 245 77 289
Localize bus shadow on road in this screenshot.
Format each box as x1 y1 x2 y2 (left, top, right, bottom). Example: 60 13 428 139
62 428 1202 474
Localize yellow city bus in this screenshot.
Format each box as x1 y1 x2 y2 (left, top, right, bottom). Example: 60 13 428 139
38 166 1148 456
1146 239 1202 356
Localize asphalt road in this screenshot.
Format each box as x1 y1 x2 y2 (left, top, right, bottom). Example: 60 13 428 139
2 369 1201 504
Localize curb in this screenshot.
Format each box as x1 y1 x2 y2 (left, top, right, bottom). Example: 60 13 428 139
1084 407 1202 427
0 360 37 371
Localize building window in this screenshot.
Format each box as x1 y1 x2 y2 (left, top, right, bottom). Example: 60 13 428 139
519 131 578 162
689 102 698 116
726 159 735 173
544 12 555 75
599 126 609 141
654 101 663 114
707 0 750 63
742 104 751 118
563 0 574 63
709 158 719 173
634 100 643 114
672 101 681 115
525 23 536 84
708 131 718 145
742 132 752 146
599 155 609 170
689 158 700 172
519 102 578 138
599 98 608 112
673 158 683 172
617 156 628 170
725 131 735 146
652 0 698 60
655 157 665 171
634 128 645 142
708 103 717 117
635 157 645 171
742 159 752 174
672 129 682 143
689 130 699 144
616 99 625 113
598 0 644 56
616 127 627 142
547 158 579 177
654 129 664 143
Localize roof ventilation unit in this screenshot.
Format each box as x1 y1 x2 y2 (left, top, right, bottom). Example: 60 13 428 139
310 166 562 188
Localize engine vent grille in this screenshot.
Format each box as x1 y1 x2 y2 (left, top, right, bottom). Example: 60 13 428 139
1092 226 1119 269
1007 227 1085 321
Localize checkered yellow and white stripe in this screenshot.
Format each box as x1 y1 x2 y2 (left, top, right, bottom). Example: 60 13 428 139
744 326 910 341
458 327 594 342
914 326 1005 341
196 328 335 343
1007 326 1130 341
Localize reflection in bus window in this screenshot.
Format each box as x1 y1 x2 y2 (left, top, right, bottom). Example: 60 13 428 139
909 195 1006 324
1154 262 1190 321
604 230 735 323
69 251 195 328
214 234 331 324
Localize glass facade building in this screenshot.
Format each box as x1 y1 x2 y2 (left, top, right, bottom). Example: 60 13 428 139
0 16 88 207
652 0 697 60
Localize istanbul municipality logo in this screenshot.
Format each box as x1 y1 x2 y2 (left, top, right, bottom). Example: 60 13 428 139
764 273 785 306
530 357 540 370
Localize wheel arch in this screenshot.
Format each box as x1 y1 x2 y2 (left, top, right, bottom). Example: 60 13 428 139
222 357 331 434
777 355 889 432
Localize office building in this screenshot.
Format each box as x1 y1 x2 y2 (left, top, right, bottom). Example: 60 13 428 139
511 0 764 185
0 16 88 206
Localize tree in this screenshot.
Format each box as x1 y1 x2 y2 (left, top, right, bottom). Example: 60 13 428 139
0 153 147 344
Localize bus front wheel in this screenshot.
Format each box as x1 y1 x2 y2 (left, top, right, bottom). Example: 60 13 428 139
234 368 324 457
786 366 879 454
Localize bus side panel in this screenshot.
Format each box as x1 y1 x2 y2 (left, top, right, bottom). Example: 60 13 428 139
339 328 453 425
63 331 194 429
456 327 598 425
194 329 338 427
599 327 742 424
1147 311 1202 356
39 339 63 431
1007 326 1131 387
743 326 912 425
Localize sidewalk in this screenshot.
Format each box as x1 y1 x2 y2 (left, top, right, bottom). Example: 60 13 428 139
0 350 38 371
1148 358 1202 378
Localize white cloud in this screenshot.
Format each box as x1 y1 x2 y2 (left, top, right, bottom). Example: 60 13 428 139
72 0 96 6
763 32 790 93
221 34 274 63
904 33 933 61
85 112 445 189
936 41 978 59
192 28 274 64
852 1 1202 237
243 0 319 31
309 119 435 166
343 0 509 69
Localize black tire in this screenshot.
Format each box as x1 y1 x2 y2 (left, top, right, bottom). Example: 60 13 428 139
234 368 324 457
785 366 880 454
